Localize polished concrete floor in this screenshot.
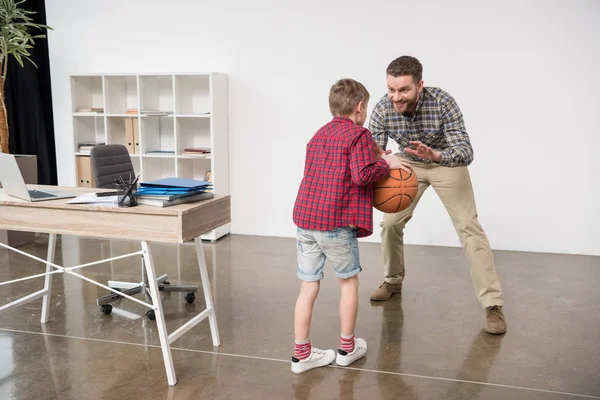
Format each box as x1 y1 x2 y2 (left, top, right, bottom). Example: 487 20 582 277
0 233 599 399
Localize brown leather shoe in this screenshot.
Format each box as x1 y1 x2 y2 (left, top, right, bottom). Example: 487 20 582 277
484 305 507 335
370 282 402 301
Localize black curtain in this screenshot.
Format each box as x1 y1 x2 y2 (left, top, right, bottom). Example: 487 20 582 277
5 0 57 185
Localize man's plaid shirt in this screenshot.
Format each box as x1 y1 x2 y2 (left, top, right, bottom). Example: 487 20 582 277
293 116 389 238
369 87 474 167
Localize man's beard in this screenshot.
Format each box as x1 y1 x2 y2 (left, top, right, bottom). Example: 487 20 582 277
399 94 419 116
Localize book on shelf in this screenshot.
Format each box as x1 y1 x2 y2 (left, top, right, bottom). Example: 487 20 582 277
126 108 139 115
141 110 172 116
184 147 210 153
183 147 211 157
78 142 105 146
145 150 175 155
76 107 104 113
78 142 105 154
203 171 212 192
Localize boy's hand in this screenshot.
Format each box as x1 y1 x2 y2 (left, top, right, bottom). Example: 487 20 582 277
383 155 412 173
374 144 391 158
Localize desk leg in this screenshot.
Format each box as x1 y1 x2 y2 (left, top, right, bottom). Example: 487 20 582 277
140 241 177 386
41 233 57 324
194 237 220 346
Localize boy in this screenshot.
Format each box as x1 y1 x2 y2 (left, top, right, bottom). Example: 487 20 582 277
291 78 410 373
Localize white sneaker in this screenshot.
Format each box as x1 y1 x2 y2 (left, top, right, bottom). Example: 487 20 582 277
291 347 336 374
336 338 367 367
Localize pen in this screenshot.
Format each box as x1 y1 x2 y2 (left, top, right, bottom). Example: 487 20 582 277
96 191 118 197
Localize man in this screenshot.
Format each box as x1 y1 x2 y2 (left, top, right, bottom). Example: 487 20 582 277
368 55 506 335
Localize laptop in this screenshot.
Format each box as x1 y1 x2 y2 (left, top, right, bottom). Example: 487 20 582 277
0 153 80 202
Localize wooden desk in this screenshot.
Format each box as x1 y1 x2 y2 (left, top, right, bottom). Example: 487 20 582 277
0 185 231 385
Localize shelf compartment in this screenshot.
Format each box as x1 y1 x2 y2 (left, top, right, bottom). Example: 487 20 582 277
177 157 211 181
140 75 174 114
73 115 105 152
175 75 210 115
107 116 139 154
71 76 104 113
104 76 138 114
176 117 211 155
142 157 176 182
141 116 175 155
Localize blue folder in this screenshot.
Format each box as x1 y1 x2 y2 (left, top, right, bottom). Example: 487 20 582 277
139 177 212 190
136 187 209 196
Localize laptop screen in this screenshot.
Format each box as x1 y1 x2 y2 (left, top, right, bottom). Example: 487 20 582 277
0 153 33 201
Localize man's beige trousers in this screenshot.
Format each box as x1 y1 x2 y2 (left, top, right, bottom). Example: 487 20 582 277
381 160 503 309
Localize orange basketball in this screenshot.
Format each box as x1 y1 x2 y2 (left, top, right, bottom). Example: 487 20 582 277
373 169 418 213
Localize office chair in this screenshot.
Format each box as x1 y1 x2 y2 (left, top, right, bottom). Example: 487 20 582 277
90 144 198 320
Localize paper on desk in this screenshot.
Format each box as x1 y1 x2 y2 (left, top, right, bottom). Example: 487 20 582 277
66 192 118 204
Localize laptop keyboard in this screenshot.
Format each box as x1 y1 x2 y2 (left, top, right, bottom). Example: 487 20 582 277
28 190 57 199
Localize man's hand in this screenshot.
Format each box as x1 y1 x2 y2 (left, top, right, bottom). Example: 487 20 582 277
383 155 412 173
404 141 442 162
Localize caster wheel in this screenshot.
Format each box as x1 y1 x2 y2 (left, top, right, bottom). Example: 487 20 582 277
146 310 156 320
185 293 196 304
100 304 113 315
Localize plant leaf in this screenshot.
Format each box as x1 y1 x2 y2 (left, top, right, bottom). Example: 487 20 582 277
0 0 52 70
12 52 23 67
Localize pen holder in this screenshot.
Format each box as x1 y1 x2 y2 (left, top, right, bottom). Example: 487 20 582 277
116 182 138 207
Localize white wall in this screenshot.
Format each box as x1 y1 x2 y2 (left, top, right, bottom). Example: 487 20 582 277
45 0 600 256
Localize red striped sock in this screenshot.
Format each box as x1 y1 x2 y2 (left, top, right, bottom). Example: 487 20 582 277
340 334 355 353
294 339 311 360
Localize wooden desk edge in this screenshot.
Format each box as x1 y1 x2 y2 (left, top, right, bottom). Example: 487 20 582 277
0 191 231 244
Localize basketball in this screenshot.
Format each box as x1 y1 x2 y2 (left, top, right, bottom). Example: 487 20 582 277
373 169 418 213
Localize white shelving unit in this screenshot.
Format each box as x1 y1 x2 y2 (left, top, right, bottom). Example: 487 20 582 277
69 73 230 241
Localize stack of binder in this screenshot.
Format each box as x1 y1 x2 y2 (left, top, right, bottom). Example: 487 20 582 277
136 177 214 207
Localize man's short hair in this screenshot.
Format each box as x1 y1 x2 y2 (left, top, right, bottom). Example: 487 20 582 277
386 56 423 84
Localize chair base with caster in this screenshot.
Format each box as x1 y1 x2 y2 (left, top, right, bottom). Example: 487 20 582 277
96 257 197 320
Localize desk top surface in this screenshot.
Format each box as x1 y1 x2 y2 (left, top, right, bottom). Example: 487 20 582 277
0 186 230 242
0 185 229 217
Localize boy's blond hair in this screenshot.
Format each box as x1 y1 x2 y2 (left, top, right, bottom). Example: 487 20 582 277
329 79 370 117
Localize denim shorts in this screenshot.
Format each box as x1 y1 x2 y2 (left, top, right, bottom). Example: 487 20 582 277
296 226 362 281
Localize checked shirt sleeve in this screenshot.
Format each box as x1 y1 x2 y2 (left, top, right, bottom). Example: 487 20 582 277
438 99 474 167
368 103 388 150
350 130 389 186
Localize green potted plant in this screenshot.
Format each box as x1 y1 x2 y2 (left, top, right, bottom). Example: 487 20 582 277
0 0 51 247
0 0 51 154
